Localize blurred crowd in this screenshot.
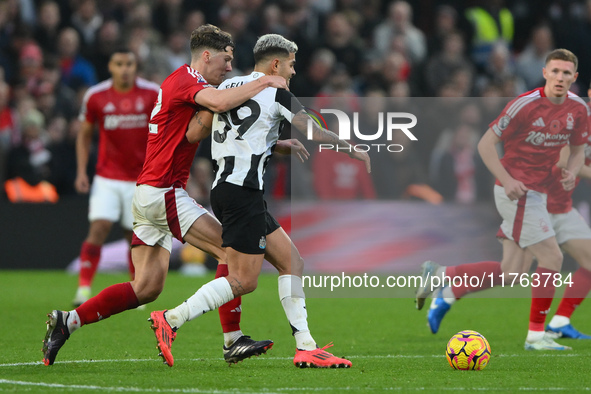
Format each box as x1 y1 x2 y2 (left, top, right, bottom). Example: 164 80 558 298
1 0 591 205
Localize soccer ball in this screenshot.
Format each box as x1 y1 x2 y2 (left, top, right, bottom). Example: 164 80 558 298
446 330 491 371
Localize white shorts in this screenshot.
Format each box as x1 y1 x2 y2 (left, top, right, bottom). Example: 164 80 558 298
494 185 555 248
550 208 591 245
131 184 208 253
88 175 136 230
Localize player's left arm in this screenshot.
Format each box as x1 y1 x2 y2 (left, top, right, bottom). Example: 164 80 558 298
561 143 585 191
186 109 214 144
274 139 310 163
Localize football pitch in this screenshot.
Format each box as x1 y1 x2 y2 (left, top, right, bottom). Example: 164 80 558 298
2 270 591 393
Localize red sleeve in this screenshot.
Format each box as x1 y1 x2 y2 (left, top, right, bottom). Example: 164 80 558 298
171 67 213 108
570 105 590 146
79 91 97 124
489 97 524 142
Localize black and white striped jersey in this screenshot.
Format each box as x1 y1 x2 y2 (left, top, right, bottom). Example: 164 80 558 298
211 72 303 190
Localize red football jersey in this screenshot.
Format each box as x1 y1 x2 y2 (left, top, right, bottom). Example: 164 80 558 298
79 77 159 181
137 65 213 189
490 87 589 193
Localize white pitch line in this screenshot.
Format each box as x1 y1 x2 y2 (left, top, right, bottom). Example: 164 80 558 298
0 353 586 368
0 380 589 392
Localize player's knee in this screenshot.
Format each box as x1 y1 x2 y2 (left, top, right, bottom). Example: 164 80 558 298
238 274 259 294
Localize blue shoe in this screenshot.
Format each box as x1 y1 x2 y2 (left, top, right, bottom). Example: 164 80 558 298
427 288 451 334
546 324 591 339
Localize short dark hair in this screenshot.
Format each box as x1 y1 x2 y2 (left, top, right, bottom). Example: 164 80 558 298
190 24 234 54
253 34 298 64
109 47 134 60
545 48 578 71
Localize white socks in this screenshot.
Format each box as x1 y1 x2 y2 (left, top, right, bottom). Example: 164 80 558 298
165 277 233 330
548 315 570 329
278 275 316 350
526 330 545 343
66 310 81 334
440 286 456 305
224 330 244 348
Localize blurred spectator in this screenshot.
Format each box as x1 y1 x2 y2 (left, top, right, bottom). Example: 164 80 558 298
428 5 461 55
57 27 97 91
464 0 514 70
156 29 190 77
320 12 363 77
38 57 77 120
183 10 206 37
18 42 44 97
431 122 490 203
372 130 429 200
373 1 426 65
71 0 103 57
475 42 525 95
152 0 183 39
88 20 122 82
5 108 51 185
424 31 474 96
33 0 61 57
220 9 256 73
290 48 335 98
515 24 553 90
46 115 76 195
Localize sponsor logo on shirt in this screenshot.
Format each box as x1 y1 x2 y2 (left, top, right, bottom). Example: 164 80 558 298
524 130 569 146
104 113 149 130
103 102 116 113
531 117 545 127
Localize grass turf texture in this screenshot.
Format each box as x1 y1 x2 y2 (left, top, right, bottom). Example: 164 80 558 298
2 271 591 392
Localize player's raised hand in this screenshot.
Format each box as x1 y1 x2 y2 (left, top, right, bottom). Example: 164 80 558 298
75 173 90 194
348 149 371 173
503 178 528 200
560 168 576 191
275 139 310 163
260 75 288 90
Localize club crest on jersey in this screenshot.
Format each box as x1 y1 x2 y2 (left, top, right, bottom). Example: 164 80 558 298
566 113 574 130
136 98 144 112
259 236 266 249
498 115 510 130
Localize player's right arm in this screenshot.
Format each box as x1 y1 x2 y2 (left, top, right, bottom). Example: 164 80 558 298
290 110 371 173
195 75 287 113
186 109 214 144
477 128 528 200
75 120 94 194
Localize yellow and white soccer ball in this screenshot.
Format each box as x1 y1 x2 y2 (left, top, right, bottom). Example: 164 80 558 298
446 330 491 371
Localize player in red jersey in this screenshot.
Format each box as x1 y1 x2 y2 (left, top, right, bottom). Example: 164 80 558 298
72 48 159 307
416 49 589 350
42 25 288 366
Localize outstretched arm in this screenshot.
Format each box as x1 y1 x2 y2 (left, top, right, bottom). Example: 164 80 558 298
291 110 371 173
195 76 287 113
477 127 527 200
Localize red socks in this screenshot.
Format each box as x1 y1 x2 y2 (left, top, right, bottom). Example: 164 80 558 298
555 267 591 318
447 261 504 299
79 241 101 287
75 282 139 326
529 267 557 331
216 264 241 332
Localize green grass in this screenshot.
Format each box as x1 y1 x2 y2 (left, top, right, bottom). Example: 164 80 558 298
2 270 591 392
